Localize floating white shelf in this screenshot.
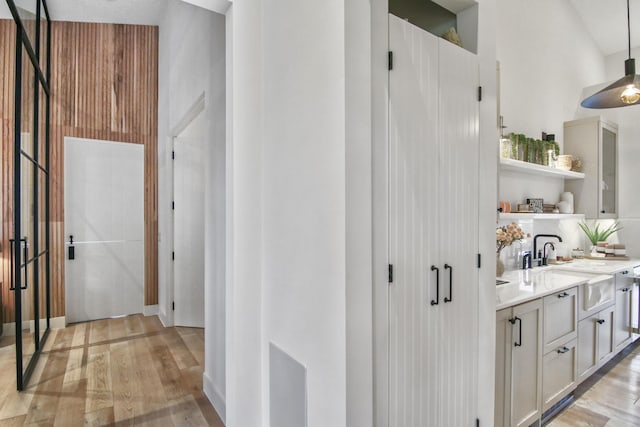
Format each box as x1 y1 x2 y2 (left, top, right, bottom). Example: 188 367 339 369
499 158 585 180
499 213 585 220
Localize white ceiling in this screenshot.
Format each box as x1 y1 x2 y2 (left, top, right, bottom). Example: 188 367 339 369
570 0 640 56
0 0 637 56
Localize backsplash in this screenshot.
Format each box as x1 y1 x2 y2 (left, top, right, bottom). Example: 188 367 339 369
497 217 626 272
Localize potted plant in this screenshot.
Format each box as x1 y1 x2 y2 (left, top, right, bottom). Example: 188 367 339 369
577 221 622 253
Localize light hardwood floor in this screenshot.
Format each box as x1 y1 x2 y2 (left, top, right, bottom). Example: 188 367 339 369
547 339 640 426
0 314 224 426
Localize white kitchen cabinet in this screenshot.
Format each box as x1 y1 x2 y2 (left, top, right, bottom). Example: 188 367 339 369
543 288 577 354
577 305 616 384
388 14 480 427
542 339 577 412
495 300 543 427
564 117 618 219
614 272 634 352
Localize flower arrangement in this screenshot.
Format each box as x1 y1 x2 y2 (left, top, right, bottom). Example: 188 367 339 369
578 221 622 246
496 222 530 254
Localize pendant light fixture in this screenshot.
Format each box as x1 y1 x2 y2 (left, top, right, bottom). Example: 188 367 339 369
582 0 640 108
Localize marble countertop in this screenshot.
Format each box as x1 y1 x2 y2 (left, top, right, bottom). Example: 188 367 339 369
496 259 640 310
551 258 640 275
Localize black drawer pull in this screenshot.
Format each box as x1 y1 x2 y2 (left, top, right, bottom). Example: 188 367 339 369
444 264 452 303
558 291 569 298
622 270 629 275
430 266 439 306
509 316 522 347
557 346 570 354
621 287 630 293
596 319 605 325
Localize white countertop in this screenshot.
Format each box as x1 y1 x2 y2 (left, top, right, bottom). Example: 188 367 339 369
552 258 640 275
496 268 612 311
496 259 640 310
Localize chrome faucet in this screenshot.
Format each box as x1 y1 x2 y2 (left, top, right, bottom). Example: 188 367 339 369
533 234 563 267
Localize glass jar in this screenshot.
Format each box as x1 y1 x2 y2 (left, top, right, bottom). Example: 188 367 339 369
499 138 511 159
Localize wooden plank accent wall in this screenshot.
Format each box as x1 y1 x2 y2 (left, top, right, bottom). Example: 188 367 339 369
1 20 159 322
1 20 17 324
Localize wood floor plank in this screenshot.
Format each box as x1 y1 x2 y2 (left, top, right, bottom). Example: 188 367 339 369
84 350 113 414
83 406 115 426
0 315 223 426
53 378 87 427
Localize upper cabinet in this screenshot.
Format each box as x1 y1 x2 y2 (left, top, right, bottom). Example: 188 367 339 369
564 117 618 219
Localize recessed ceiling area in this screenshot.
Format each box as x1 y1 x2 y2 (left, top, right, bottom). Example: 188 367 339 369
570 0 640 56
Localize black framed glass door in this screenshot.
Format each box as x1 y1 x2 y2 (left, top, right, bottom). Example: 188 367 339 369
6 0 51 391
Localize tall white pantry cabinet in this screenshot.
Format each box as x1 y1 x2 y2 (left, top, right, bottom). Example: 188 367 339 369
388 15 481 427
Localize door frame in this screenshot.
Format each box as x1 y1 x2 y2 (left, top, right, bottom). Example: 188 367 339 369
166 93 206 327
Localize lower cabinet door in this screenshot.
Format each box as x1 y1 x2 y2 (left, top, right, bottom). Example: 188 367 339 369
511 299 543 427
598 306 616 365
577 315 598 384
542 339 577 412
614 286 633 352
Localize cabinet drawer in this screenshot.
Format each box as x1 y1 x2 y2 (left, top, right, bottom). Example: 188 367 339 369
543 288 577 354
542 339 577 412
578 277 615 320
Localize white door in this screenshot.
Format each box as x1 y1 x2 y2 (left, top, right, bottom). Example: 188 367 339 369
388 14 479 426
173 111 205 327
388 15 441 427
64 138 144 323
436 36 480 426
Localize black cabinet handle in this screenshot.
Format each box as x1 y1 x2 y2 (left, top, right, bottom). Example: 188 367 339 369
596 319 605 325
601 210 606 214
621 287 630 293
509 316 522 347
430 266 439 306
444 264 453 303
557 346 570 354
622 270 629 275
558 291 569 298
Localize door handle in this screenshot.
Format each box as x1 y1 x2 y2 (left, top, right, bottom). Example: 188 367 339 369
444 264 452 303
430 265 439 306
9 238 28 291
596 319 605 325
509 316 522 347
21 238 27 290
68 235 75 260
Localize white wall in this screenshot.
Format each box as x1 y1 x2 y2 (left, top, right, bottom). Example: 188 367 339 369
497 0 608 229
496 0 605 147
586 47 640 257
157 0 226 419
227 0 378 425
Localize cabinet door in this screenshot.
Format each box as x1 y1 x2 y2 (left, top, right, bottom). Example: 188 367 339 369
614 285 633 352
543 288 577 354
388 15 440 427
511 299 543 427
597 306 616 365
495 309 513 427
577 315 598 384
542 339 577 412
599 124 617 218
437 37 480 427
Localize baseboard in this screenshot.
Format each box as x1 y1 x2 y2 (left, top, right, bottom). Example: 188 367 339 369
203 372 226 424
159 310 170 328
143 304 159 316
50 316 66 329
2 316 66 336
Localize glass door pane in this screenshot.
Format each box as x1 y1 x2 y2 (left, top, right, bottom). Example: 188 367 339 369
601 127 616 216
